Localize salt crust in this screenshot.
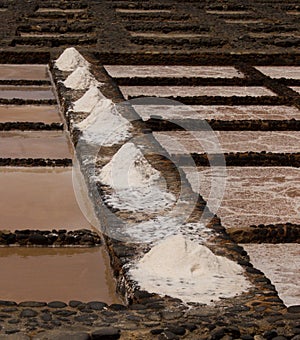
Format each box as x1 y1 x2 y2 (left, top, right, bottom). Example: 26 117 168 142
130 234 251 304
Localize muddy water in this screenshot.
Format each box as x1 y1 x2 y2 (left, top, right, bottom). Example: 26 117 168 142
0 105 61 123
0 247 120 303
0 167 94 230
0 131 72 159
0 65 49 80
242 243 300 307
0 86 54 100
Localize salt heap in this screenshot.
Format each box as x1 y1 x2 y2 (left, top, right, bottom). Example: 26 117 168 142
73 86 106 113
63 66 99 90
55 47 90 72
76 98 131 146
99 142 176 212
129 234 251 304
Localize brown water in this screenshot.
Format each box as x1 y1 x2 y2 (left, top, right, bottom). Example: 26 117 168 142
0 65 49 80
0 105 61 123
0 86 55 100
0 64 121 305
0 167 93 230
0 247 120 303
0 131 72 159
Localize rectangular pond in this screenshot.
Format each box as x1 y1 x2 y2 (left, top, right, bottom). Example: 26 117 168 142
0 64 50 81
120 86 276 99
0 167 93 230
182 166 300 229
0 86 55 100
0 131 72 159
153 130 300 154
133 105 300 121
0 105 61 123
242 243 300 307
0 247 120 304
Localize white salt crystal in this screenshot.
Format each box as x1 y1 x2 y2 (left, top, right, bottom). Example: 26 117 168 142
130 234 251 304
55 47 90 72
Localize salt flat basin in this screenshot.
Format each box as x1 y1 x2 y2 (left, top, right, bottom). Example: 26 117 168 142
0 131 72 159
153 131 300 154
130 32 210 39
0 247 119 304
0 105 61 123
115 9 171 13
0 64 49 81
133 105 300 121
36 8 85 13
242 243 300 307
105 65 243 78
182 166 300 228
0 167 93 230
120 86 275 99
255 66 300 79
0 86 54 100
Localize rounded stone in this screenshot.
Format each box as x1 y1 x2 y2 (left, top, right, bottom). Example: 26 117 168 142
48 301 67 309
69 300 82 308
19 301 47 308
20 309 38 318
87 302 107 310
91 327 121 339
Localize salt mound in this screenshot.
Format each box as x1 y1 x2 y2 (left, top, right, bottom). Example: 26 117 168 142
73 86 106 113
63 66 99 90
77 98 131 146
55 47 90 72
130 234 251 304
100 142 160 189
99 142 176 212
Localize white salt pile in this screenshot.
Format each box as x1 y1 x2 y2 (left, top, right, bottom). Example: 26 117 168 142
76 98 131 146
55 47 90 72
63 66 100 90
73 86 106 113
99 142 176 212
129 234 251 304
